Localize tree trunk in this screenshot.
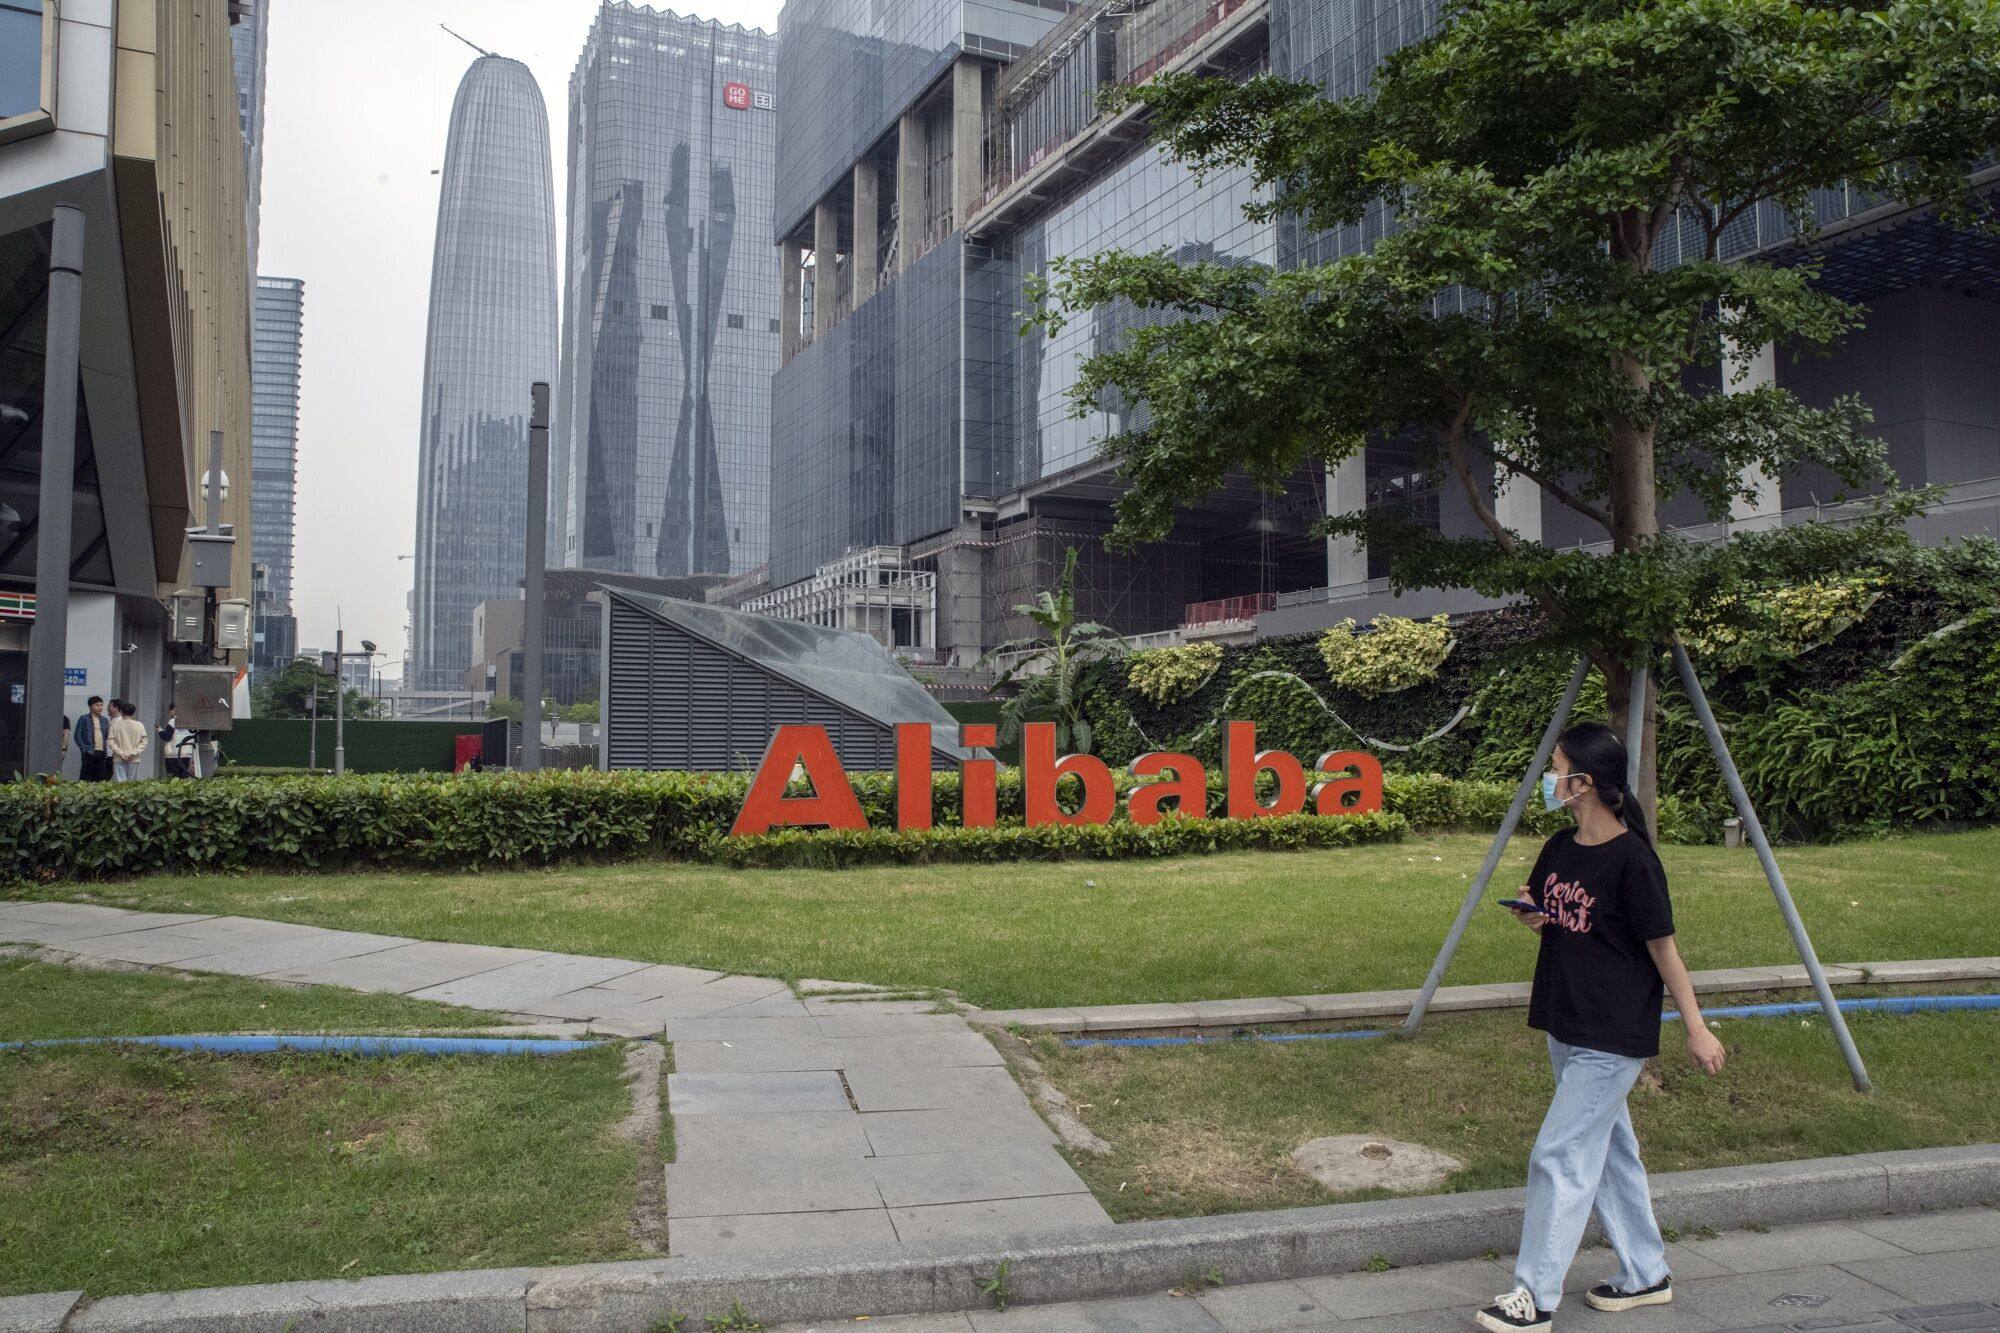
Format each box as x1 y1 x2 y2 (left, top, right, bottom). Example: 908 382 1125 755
1606 345 1662 835
1604 655 1659 834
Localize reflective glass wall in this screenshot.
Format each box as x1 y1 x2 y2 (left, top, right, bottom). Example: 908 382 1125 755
410 56 559 691
556 4 779 580
249 276 302 669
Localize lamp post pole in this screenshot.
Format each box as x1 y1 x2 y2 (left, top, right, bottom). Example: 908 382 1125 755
521 381 550 772
333 627 345 777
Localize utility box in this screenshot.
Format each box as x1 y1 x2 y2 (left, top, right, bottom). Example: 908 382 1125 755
170 592 207 644
173 666 236 731
215 599 251 651
187 531 235 589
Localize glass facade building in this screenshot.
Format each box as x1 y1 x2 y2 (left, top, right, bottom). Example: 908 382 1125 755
410 55 559 690
556 4 779 580
249 276 303 673
228 0 270 275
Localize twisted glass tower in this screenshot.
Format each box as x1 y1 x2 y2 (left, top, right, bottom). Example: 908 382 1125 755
410 55 559 690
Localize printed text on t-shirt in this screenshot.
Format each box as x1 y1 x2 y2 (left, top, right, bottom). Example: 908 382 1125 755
1538 873 1596 933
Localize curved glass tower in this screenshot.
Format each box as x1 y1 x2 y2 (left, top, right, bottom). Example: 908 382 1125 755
410 55 558 691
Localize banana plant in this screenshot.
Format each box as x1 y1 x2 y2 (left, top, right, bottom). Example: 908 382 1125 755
980 547 1127 754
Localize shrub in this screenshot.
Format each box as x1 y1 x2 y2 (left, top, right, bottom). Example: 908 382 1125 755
1126 642 1224 705
1317 615 1455 696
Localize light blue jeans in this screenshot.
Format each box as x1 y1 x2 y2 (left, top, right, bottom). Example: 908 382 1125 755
1514 1035 1670 1311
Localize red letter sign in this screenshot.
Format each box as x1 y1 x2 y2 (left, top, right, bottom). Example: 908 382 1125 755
730 725 868 835
895 723 934 831
1226 721 1307 818
723 82 752 110
960 723 998 828
1313 749 1384 815
1127 752 1207 825
1022 722 1115 826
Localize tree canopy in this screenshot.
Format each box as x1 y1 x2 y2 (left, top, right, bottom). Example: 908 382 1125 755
251 657 379 721
1029 0 2000 804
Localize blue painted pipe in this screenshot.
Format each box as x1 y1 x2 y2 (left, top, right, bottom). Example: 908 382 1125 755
1064 993 2000 1048
0 1034 605 1056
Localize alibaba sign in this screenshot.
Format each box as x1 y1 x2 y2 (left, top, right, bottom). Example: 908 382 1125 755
729 721 1382 835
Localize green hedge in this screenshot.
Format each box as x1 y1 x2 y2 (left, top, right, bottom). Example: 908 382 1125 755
0 766 1570 882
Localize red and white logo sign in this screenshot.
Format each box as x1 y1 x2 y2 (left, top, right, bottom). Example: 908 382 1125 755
723 82 752 110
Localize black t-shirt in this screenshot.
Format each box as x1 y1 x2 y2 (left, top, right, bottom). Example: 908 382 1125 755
1524 829 1676 1059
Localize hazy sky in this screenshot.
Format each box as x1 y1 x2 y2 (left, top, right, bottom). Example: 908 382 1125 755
261 0 781 677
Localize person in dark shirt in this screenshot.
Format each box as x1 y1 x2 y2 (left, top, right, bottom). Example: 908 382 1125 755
1476 722 1726 1333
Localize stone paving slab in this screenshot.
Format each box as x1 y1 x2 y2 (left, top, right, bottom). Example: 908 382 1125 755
868 1145 1094 1208
667 1071 852 1116
406 953 653 1010
967 1292 1224 1331
860 1106 1058 1158
671 1036 846 1074
811 1012 972 1039
590 962 726 995
888 1193 1113 1245
1850 1209 2000 1255
843 1064 1026 1113
674 1111 874 1161
158 931 414 978
1294 1257 1515 1320
1837 1248 2000 1306
0 903 216 934
1680 1221 1909 1274
0 1288 83 1332
262 939 546 993
1673 1266 1906 1327
665 1156 883 1218
660 1015 829 1042
669 1207 899 1257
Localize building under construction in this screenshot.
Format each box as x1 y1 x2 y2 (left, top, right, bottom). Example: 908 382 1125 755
768 0 2000 659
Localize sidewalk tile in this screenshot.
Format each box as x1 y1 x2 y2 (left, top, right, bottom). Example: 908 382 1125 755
1837 1250 2000 1305
806 998 940 1016
812 1012 971 1038
264 940 542 993
860 1105 1055 1157
50 932 235 965
1879 1303 2000 1332
1296 1258 1516 1319
670 1037 842 1073
510 985 672 1021
827 1031 1005 1068
174 932 415 978
706 991 814 1019
664 1156 881 1217
1671 1266 1907 1327
1193 1278 1333 1330
843 1064 1024 1113
0 904 213 933
1551 1299 1724 1330
668 1206 895 1256
0 1288 84 1331
406 954 652 1009
672 1110 872 1162
1680 1222 1906 1274
590 962 725 995
888 1192 1112 1244
868 1144 1089 1208
968 1293 1220 1331
1850 1209 2000 1255
660 1015 828 1042
1330 1311 1476 1333
775 1315 975 1332
666 1070 850 1116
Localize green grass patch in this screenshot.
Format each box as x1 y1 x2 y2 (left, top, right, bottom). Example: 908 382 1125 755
1036 989 2000 1223
0 963 643 1297
0 959 506 1040
22 828 2000 1010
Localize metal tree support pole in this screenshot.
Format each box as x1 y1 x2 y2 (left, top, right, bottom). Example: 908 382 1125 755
1670 640 1872 1092
1404 655 1591 1034
520 382 550 772
26 205 85 778
1623 650 1649 794
333 627 346 778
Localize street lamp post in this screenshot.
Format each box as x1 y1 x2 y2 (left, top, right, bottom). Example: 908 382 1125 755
330 634 377 778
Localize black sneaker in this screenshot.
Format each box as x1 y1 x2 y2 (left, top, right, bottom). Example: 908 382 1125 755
1475 1288 1553 1332
1584 1276 1673 1312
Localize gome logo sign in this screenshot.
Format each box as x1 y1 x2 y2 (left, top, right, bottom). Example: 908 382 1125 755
730 721 1384 836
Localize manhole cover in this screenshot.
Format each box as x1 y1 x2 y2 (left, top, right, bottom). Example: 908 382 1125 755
1769 1293 1832 1309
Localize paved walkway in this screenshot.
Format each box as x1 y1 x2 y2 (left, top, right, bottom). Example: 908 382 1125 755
762 1208 2000 1331
0 900 1109 1258
976 959 2000 1034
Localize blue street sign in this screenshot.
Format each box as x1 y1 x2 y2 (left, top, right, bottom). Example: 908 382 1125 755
64 668 87 686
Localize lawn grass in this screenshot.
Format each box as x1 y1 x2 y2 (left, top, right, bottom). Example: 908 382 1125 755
22 827 2000 1010
1035 985 2000 1224
0 962 644 1298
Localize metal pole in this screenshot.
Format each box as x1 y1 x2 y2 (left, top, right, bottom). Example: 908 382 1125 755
26 205 85 778
520 381 550 772
1405 655 1591 1033
308 690 317 770
1623 651 1649 795
1670 641 1871 1091
333 627 345 777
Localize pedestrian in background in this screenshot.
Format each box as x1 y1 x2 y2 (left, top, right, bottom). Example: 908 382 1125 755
108 699 148 782
73 696 113 781
158 705 195 779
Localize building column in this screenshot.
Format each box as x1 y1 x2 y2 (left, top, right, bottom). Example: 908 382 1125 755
1724 333 1783 531
812 197 838 340
27 204 85 779
779 238 803 362
1325 450 1368 590
951 57 985 230
852 160 879 302
897 109 927 270
1493 464 1544 543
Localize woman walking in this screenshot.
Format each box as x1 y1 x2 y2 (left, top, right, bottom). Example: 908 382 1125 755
1475 722 1726 1332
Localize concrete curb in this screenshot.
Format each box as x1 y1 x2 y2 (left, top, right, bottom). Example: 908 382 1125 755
16 1144 1995 1332
971 957 2000 1034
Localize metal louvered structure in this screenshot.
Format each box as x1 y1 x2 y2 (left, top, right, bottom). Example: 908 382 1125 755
599 589 967 773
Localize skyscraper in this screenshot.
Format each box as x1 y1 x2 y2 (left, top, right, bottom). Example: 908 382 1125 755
249 276 303 673
228 0 270 276
409 55 559 691
555 3 779 579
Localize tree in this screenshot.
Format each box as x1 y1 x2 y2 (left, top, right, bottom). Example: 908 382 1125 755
252 657 378 720
1029 0 2000 818
981 547 1128 754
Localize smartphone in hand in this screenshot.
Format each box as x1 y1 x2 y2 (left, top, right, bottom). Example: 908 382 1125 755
1497 898 1539 913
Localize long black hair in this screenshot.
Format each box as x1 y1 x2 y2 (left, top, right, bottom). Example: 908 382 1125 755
1555 721 1651 844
